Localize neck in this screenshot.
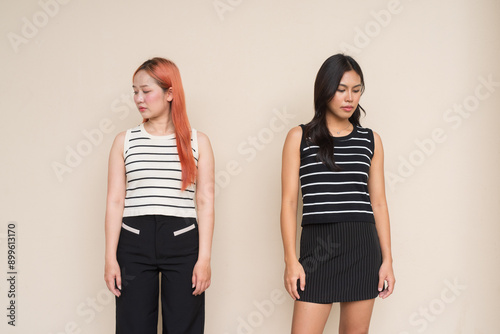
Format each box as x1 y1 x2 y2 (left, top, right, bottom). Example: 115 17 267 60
325 114 352 135
144 113 175 136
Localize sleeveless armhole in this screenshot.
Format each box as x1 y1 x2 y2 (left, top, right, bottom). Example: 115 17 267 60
123 128 132 160
299 124 307 159
367 128 375 159
191 128 199 164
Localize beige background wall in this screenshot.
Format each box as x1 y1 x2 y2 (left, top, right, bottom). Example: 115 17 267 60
1 0 499 333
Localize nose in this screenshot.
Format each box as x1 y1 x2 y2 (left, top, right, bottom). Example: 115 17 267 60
345 90 353 102
134 92 144 103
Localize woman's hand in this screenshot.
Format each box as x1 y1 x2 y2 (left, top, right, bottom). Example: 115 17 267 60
192 258 211 296
284 259 306 300
378 260 395 299
105 258 122 297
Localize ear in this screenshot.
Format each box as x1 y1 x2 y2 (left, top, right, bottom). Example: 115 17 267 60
165 87 173 102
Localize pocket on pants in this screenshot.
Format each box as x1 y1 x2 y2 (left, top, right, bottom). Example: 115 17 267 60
122 222 140 235
173 223 195 236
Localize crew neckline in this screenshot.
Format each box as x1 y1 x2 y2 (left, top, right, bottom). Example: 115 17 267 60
330 124 357 139
140 123 176 139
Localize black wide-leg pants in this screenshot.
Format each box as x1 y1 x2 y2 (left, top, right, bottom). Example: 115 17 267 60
116 215 204 334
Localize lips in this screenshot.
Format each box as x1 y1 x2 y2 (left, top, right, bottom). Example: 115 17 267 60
138 106 147 112
341 106 354 111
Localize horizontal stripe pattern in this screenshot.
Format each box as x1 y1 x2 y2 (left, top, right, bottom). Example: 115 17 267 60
122 123 198 218
299 125 375 225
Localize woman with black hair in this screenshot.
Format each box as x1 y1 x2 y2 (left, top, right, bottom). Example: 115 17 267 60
280 54 395 333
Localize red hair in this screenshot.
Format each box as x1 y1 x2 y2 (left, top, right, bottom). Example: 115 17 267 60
133 58 196 190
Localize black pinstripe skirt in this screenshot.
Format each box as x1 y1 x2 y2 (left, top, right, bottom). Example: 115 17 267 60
297 222 382 304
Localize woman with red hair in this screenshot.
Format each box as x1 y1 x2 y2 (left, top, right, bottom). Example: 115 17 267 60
104 57 215 333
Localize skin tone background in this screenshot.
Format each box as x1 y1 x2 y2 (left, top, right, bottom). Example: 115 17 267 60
0 0 499 333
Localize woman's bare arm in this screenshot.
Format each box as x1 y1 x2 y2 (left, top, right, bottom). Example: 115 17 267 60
192 131 215 296
280 126 304 300
368 131 395 299
104 131 126 297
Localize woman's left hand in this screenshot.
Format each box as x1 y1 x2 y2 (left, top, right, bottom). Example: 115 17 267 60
192 258 211 295
378 260 395 299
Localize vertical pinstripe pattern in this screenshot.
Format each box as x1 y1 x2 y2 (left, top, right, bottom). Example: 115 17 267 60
297 222 382 303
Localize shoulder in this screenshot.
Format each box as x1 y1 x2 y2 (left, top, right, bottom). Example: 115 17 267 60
194 129 211 145
370 129 382 144
369 130 384 157
113 130 127 145
109 130 127 156
286 125 303 141
283 126 303 154
193 130 214 157
283 125 303 148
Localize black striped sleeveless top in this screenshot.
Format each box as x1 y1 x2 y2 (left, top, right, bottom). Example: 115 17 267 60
299 124 375 225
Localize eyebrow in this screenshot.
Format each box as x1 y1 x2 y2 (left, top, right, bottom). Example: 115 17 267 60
132 84 150 88
338 83 362 88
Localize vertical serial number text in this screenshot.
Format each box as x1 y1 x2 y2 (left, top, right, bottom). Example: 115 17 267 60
7 222 17 326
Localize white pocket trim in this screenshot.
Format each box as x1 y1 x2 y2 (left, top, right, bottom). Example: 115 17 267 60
122 222 140 235
173 223 195 236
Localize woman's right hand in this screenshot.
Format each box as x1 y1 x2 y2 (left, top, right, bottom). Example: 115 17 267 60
104 258 122 297
284 259 306 300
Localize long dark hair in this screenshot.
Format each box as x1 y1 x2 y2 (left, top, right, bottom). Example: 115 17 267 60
304 54 366 171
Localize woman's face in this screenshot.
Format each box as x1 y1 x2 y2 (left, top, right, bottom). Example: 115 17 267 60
132 70 172 119
327 70 362 121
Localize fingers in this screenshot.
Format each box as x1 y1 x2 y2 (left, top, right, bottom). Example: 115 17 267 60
378 275 395 299
105 278 113 293
285 275 304 300
192 272 211 296
193 279 211 295
191 273 200 295
192 280 211 295
378 276 385 293
116 273 122 292
105 275 121 297
192 273 197 290
299 271 306 292
284 263 306 300
379 281 389 299
385 275 395 298
105 260 122 297
285 280 297 300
